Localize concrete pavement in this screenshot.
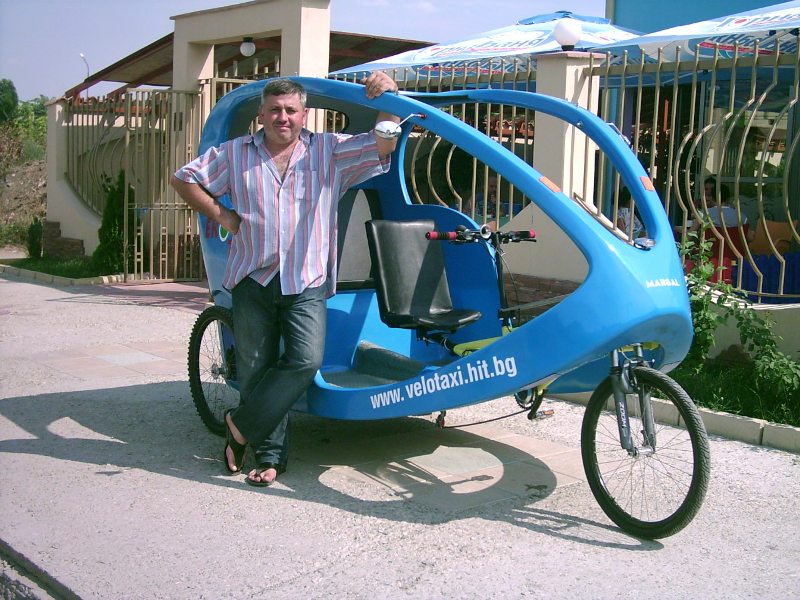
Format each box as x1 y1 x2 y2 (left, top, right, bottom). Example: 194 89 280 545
1 273 799 599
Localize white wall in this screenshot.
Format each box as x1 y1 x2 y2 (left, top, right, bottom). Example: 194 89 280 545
711 301 800 360
45 99 100 254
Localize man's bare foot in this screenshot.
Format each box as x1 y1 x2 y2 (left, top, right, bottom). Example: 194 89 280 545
225 444 244 473
223 410 247 473
245 462 284 487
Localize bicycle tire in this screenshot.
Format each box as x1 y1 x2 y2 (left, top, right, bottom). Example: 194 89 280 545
188 305 239 436
581 366 710 539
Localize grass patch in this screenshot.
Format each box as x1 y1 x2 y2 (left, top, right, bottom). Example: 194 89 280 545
671 360 800 427
2 256 115 279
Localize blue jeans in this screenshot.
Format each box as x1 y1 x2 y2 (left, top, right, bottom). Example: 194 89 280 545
230 276 326 468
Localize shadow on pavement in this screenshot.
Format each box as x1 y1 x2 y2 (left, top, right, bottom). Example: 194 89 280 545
47 282 210 314
0 381 659 550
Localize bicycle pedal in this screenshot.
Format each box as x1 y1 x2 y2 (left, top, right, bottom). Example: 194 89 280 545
528 409 555 421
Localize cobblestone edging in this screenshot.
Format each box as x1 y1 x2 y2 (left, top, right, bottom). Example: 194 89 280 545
555 392 800 454
0 552 67 600
0 263 124 286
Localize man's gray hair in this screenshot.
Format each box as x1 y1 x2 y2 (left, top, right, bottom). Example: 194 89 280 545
261 78 307 107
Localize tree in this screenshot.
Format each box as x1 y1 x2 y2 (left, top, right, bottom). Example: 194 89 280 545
31 95 49 118
15 99 47 153
91 171 136 274
0 79 18 124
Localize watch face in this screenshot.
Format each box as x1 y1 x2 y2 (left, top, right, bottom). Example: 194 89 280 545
375 121 402 139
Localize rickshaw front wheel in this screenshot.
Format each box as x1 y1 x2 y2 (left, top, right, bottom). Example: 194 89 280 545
581 366 710 539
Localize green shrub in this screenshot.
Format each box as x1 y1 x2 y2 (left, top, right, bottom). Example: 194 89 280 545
0 96 46 176
680 229 722 368
674 226 800 425
0 124 22 177
26 217 42 258
90 171 135 274
21 137 46 162
673 360 799 425
14 100 47 161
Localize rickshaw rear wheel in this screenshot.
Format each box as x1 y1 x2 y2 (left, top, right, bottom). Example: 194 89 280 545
581 366 710 539
188 305 240 437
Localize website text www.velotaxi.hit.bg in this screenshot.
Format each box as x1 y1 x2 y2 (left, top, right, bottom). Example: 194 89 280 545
369 354 519 409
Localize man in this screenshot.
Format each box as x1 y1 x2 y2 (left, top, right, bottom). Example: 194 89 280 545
172 72 400 486
701 178 743 227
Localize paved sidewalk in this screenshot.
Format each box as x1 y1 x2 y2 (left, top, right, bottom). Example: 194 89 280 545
1 274 799 599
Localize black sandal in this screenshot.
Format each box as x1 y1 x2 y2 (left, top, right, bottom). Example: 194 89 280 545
245 462 286 487
223 409 247 474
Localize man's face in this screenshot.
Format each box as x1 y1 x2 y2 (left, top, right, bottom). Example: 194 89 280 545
257 92 308 148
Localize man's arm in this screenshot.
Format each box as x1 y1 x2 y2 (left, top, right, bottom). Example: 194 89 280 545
171 176 241 234
362 71 402 157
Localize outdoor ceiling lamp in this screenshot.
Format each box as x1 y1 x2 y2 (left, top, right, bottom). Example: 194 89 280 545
554 19 582 51
240 37 256 57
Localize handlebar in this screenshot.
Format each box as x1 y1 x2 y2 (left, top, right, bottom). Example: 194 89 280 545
426 225 536 245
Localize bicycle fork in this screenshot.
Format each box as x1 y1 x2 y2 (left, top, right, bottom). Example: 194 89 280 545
609 344 657 456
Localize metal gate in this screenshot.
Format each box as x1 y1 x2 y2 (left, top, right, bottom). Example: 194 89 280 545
65 88 206 282
123 89 206 281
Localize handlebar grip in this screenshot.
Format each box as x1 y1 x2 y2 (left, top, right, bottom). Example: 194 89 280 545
515 229 536 240
425 231 459 241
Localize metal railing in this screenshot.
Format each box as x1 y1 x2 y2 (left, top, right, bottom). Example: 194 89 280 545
335 46 800 302
64 89 206 281
332 60 539 228
61 45 799 299
65 95 128 216
124 89 206 281
592 39 800 302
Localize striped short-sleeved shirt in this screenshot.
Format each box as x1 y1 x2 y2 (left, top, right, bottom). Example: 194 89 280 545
175 128 389 295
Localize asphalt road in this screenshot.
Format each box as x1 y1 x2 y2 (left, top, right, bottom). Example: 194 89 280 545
1 275 799 600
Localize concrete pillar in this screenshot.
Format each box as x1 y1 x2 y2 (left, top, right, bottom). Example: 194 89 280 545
278 2 331 77
171 36 215 92
533 51 603 199
45 99 101 254
171 0 331 89
505 51 603 282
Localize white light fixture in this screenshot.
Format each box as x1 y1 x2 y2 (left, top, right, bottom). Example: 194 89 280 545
240 37 256 57
553 19 582 51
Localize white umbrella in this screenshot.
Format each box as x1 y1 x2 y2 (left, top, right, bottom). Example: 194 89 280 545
594 0 800 62
330 11 639 80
